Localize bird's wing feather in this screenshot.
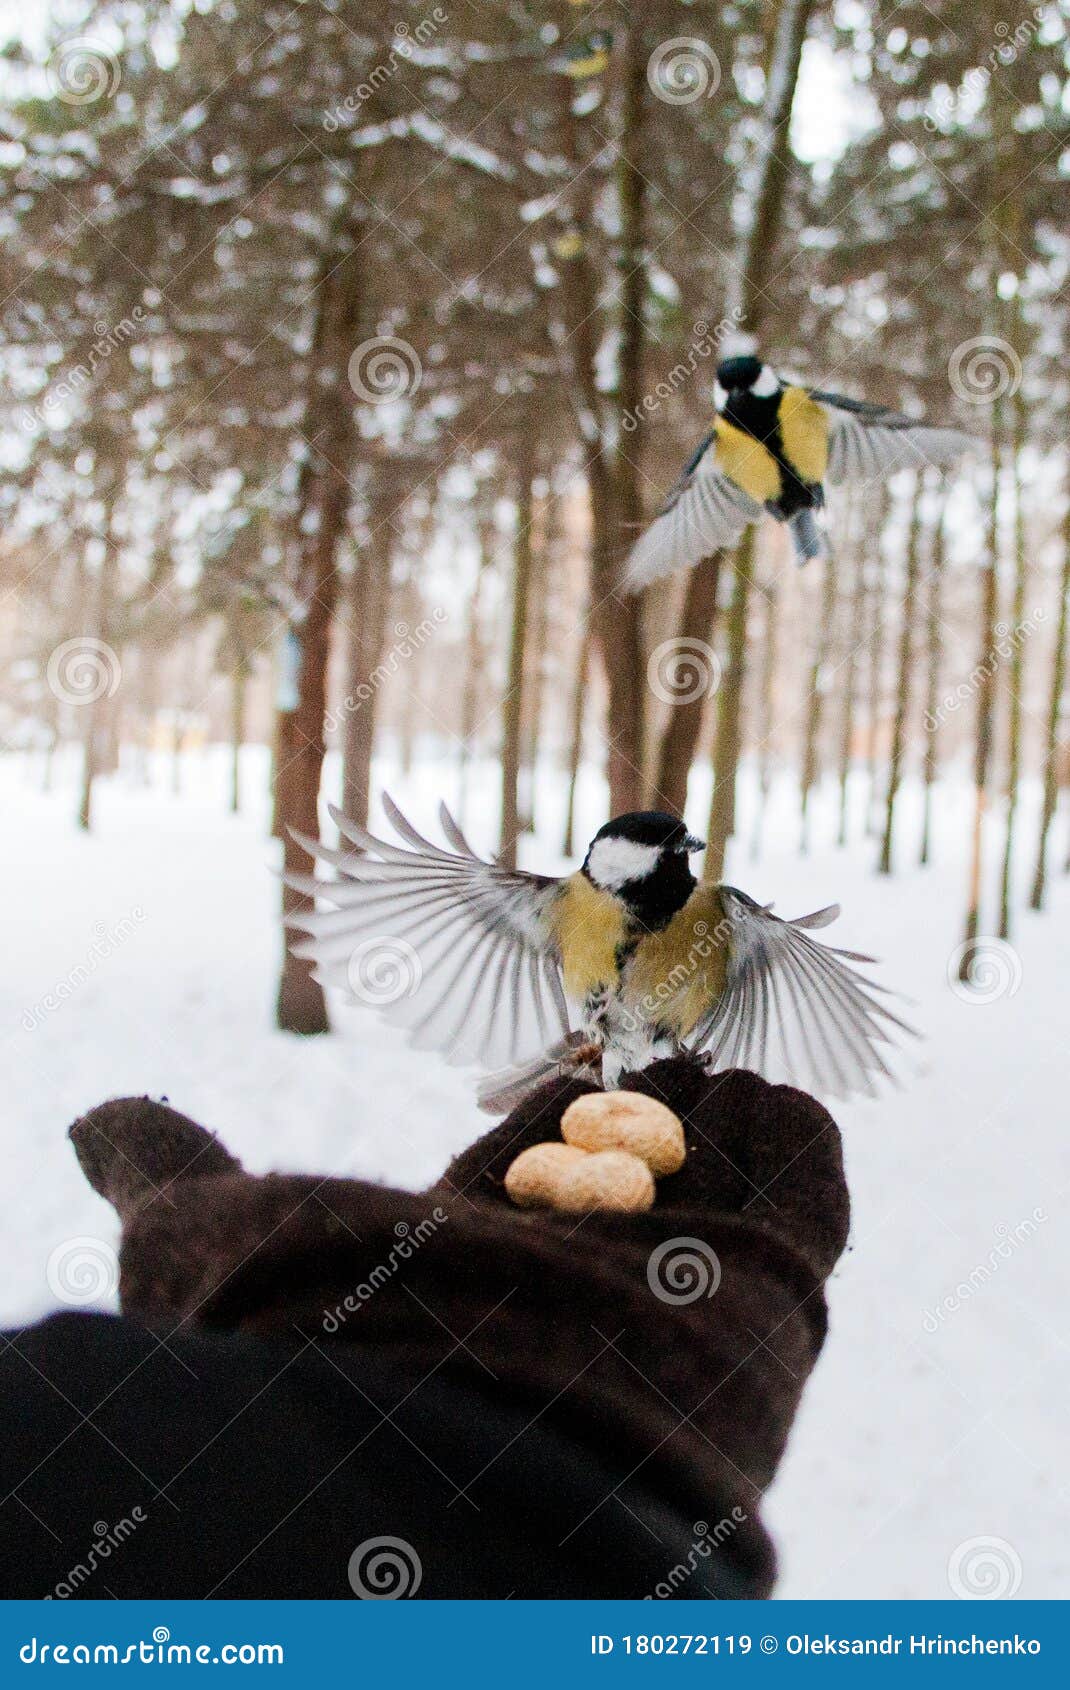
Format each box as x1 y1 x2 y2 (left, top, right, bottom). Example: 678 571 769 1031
687 887 916 1098
286 794 570 1069
811 390 975 484
623 439 760 591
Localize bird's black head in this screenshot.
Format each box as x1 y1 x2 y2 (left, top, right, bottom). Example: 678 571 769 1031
582 811 705 929
716 354 764 393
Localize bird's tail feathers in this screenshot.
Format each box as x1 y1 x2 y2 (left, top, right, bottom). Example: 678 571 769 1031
789 506 827 566
477 1034 603 1115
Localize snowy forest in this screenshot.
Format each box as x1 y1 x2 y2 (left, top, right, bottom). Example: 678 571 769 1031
2 0 1069 1599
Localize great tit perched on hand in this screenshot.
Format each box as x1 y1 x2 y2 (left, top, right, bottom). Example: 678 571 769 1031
624 352 975 588
287 797 914 1114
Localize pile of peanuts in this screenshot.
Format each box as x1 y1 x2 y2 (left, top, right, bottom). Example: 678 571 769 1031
504 1091 685 1214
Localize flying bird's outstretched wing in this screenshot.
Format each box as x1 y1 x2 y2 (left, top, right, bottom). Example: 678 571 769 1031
286 795 570 1068
686 886 916 1099
812 390 974 485
622 430 761 591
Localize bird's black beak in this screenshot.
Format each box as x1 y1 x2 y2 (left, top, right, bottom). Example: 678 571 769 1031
682 834 705 854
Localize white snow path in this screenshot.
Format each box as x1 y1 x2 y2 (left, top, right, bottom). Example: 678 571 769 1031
2 748 1067 1599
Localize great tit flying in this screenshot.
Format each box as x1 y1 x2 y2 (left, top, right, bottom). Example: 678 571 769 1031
287 796 914 1113
624 353 974 588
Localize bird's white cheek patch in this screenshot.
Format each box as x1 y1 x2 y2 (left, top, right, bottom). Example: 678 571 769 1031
587 838 661 890
752 364 780 398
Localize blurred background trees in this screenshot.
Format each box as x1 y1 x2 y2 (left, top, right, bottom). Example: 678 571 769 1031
2 0 1069 1029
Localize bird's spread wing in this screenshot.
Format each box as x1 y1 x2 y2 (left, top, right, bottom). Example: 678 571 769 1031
687 887 916 1098
285 795 570 1069
812 390 974 485
622 431 760 591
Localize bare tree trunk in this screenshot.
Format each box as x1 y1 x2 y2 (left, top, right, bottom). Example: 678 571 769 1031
562 611 591 858
706 527 755 880
878 478 923 875
520 484 553 834
998 387 1027 939
799 549 838 852
342 517 393 829
276 237 362 1035
960 426 1003 977
750 574 779 860
458 517 494 825
836 512 865 848
652 555 722 815
500 450 535 868
1030 479 1070 908
78 510 118 832
919 495 946 866
230 660 247 815
865 487 892 835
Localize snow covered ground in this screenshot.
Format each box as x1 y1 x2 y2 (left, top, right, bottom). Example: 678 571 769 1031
3 745 1067 1600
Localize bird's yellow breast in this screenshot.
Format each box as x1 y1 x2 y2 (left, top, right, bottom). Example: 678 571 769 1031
713 416 782 503
552 872 627 1001
777 386 829 485
623 886 730 1037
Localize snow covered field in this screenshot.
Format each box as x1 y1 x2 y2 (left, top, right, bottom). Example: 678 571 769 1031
3 746 1067 1600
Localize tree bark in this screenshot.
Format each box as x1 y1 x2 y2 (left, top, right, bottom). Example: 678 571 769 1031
960 425 1003 977
562 610 591 858
500 451 535 867
750 573 780 860
1029 480 1070 908
998 385 1027 939
276 237 362 1035
799 549 838 852
878 478 923 876
919 496 946 867
652 555 722 815
705 527 755 880
341 515 393 829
